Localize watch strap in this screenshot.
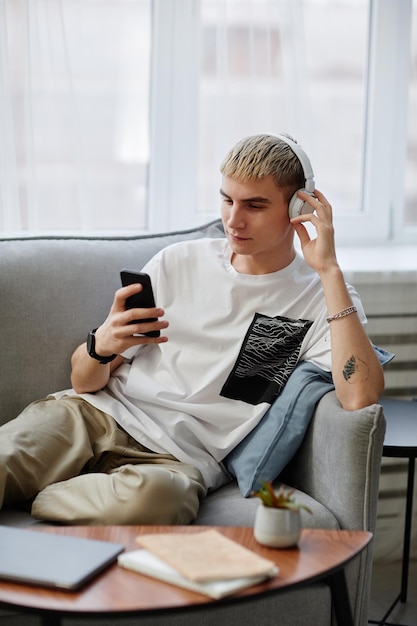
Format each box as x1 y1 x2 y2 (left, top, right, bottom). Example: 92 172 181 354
87 329 117 364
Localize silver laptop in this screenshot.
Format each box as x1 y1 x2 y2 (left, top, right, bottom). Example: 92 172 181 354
0 525 124 590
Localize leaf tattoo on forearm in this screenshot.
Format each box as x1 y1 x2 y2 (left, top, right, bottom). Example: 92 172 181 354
343 354 369 383
343 355 357 381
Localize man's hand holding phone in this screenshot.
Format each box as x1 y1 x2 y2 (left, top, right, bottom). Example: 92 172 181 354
92 272 168 358
72 273 167 394
120 270 169 341
120 270 162 338
120 282 169 340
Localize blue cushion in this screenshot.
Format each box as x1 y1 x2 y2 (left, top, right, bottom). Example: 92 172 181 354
224 345 395 497
224 361 334 496
372 344 395 366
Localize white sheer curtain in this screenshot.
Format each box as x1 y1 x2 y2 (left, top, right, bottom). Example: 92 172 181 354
1 0 415 238
0 0 151 234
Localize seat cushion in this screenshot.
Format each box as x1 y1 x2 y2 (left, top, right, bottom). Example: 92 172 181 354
194 481 340 530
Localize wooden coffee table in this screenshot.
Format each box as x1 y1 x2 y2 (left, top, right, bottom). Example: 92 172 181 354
0 525 371 626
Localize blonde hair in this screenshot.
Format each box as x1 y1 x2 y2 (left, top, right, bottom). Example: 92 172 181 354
220 133 304 201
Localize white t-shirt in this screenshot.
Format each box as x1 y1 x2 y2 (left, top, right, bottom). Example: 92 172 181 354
56 238 366 490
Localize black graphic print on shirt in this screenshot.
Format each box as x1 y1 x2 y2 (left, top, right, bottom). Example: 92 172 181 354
220 313 313 405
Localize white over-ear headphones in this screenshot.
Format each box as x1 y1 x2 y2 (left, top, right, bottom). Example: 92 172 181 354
275 134 315 219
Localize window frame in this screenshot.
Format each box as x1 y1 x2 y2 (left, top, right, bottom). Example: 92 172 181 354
358 0 414 245
147 0 202 232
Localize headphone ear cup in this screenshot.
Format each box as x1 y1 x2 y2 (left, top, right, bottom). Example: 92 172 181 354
288 191 305 218
288 188 315 218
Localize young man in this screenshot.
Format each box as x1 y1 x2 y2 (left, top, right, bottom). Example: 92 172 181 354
0 134 384 525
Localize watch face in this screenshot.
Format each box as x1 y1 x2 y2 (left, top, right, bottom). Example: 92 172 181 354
87 330 95 356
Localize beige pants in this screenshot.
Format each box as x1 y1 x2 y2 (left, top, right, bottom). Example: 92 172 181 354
0 397 206 525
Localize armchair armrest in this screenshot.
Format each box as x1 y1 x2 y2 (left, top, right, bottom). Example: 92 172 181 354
283 390 386 533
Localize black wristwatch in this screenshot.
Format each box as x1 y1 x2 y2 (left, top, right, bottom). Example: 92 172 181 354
87 329 117 364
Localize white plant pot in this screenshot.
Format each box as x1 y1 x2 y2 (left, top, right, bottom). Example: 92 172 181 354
254 504 301 548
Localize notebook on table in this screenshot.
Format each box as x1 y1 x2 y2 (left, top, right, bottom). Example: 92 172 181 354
118 529 278 599
0 525 124 590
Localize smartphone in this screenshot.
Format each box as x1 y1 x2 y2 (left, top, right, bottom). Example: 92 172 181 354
120 270 160 337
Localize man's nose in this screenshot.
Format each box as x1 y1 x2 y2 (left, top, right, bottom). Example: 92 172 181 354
227 204 245 229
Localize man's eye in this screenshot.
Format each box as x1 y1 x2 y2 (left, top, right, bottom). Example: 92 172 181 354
249 204 264 210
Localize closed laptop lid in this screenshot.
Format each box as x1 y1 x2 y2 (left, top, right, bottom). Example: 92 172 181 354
0 526 124 590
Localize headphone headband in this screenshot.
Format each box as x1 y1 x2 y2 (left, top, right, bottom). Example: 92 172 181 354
275 134 315 193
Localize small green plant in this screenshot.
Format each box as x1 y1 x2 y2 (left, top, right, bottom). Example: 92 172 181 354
252 480 312 514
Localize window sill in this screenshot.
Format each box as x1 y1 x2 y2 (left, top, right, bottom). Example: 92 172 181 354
337 245 417 284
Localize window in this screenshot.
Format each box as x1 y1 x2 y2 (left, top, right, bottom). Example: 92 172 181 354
0 0 416 244
0 0 151 233
151 0 416 244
